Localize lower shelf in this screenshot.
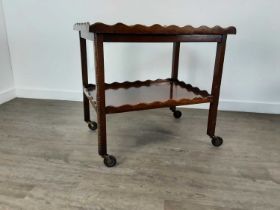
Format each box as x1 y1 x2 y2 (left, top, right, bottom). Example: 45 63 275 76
84 78 212 114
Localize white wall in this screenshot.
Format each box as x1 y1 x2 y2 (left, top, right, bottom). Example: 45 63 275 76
0 0 14 104
2 0 280 113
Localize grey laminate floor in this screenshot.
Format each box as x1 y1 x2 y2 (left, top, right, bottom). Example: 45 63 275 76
0 98 279 210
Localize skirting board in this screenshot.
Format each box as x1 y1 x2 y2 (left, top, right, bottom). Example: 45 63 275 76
186 100 280 115
0 88 16 104
15 87 280 114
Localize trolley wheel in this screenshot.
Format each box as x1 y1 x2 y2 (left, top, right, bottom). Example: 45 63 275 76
103 155 117 167
88 121 97 131
211 136 223 147
173 110 182 119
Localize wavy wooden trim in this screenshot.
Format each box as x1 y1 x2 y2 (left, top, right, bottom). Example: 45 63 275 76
84 22 236 35
106 97 211 114
172 79 210 97
84 79 167 92
104 78 210 97
84 78 210 96
105 78 170 89
83 78 212 114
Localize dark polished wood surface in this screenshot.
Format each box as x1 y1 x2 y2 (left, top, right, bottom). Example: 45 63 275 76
84 79 211 114
102 34 222 43
74 22 236 35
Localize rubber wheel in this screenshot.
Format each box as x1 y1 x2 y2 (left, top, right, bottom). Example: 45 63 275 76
88 121 97 131
173 110 182 119
103 155 117 167
211 136 223 147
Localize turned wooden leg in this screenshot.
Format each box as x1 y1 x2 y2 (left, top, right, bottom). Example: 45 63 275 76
207 35 227 147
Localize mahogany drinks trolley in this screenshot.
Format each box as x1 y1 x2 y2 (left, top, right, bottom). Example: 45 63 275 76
74 22 236 167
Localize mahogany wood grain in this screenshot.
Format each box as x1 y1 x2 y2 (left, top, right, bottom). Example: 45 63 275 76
74 22 236 35
207 35 228 137
102 34 222 43
79 33 90 122
171 42 180 80
74 22 236 42
170 42 180 110
84 79 212 114
94 34 107 156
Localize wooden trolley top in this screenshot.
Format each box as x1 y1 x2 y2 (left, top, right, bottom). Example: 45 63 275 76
74 22 236 35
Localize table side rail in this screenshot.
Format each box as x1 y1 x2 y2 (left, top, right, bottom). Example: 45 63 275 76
103 34 222 42
79 31 222 43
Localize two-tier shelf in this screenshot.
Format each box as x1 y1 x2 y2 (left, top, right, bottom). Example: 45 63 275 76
74 22 236 167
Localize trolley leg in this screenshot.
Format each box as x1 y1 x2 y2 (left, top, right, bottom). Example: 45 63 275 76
94 34 116 167
83 94 90 122
79 33 91 123
170 42 182 119
207 35 227 147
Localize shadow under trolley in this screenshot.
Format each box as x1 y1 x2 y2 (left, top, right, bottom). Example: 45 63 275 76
74 22 236 167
